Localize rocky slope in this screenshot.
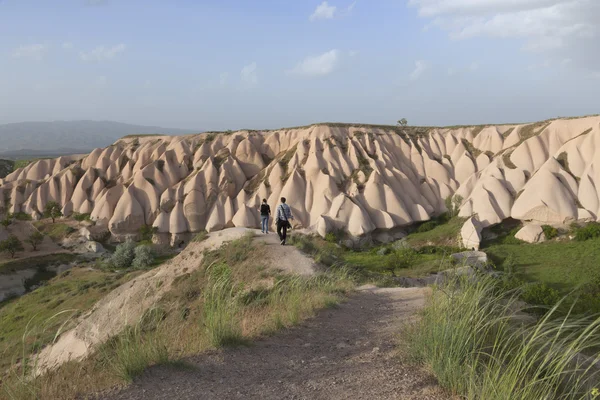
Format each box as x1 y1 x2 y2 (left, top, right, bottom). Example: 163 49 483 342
1 116 599 248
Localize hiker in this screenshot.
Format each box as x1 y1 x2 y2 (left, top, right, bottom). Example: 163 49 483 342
260 198 271 234
276 197 294 245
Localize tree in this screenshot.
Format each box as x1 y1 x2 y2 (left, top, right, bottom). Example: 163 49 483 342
43 201 63 223
1 215 12 230
26 231 44 251
0 235 24 258
397 118 408 127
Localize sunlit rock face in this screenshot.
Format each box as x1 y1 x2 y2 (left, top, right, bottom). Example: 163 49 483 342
2 116 599 243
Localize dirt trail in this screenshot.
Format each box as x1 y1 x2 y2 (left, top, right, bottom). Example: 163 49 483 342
254 232 316 276
102 285 448 400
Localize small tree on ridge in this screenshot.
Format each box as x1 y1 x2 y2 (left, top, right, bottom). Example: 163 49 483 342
43 201 63 223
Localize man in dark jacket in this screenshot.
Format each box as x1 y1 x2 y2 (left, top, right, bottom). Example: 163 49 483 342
275 197 294 245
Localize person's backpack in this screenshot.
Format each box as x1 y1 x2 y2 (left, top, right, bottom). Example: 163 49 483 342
260 203 270 215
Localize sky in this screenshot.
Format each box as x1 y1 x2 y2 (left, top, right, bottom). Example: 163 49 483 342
0 0 599 130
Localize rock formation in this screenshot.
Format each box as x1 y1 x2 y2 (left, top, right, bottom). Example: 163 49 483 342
1 116 599 246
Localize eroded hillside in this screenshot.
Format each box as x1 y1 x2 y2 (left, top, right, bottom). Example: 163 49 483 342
1 116 599 247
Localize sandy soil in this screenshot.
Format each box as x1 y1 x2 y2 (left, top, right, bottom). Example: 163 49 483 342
102 285 449 400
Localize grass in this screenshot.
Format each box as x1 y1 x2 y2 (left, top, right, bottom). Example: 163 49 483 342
405 275 600 399
405 217 465 248
1 233 354 399
485 238 600 293
33 222 75 242
0 253 78 274
0 267 144 373
289 233 457 281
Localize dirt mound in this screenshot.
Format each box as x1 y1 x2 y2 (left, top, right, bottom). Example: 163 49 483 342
34 228 316 374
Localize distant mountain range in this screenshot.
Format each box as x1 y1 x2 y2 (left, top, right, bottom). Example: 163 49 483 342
0 120 199 158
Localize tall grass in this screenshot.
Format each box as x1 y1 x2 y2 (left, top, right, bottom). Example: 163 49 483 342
202 263 244 347
100 323 170 382
406 275 600 399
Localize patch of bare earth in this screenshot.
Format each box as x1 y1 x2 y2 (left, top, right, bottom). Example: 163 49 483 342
102 286 449 400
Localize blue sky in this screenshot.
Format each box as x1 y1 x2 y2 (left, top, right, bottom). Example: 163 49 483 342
0 0 598 130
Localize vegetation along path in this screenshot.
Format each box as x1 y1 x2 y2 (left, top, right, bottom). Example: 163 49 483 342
103 285 446 400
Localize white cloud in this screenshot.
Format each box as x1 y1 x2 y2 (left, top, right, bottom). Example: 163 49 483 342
80 44 126 62
408 0 600 70
289 50 340 77
347 1 357 12
310 1 336 21
241 62 258 86
220 72 229 85
12 44 47 61
409 60 427 81
62 42 73 50
349 50 359 57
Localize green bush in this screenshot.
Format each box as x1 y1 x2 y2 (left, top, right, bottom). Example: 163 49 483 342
574 222 600 241
132 245 155 269
13 212 32 221
139 225 157 242
72 213 91 222
111 241 136 269
521 282 561 307
385 248 418 274
324 232 337 243
416 221 437 233
541 225 558 240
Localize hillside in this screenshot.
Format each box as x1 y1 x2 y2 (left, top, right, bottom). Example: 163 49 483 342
0 159 13 178
0 120 198 154
1 116 599 249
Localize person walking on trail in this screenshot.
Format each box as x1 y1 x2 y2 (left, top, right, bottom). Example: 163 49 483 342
259 198 271 234
276 197 294 245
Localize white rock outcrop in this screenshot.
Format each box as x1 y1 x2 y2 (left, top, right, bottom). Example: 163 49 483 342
2 117 600 241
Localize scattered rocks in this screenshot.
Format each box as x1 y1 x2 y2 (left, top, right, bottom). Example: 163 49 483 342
461 217 482 250
85 241 105 254
451 251 488 268
515 224 545 243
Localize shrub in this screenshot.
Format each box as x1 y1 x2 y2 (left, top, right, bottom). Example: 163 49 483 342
416 221 437 233
72 213 91 222
385 248 418 275
132 245 155 269
324 232 337 243
26 231 44 251
0 235 24 258
13 212 32 221
111 241 136 269
521 282 561 308
139 225 157 242
574 222 600 241
541 225 558 240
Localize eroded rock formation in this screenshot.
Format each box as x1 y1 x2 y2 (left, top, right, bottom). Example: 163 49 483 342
1 117 599 246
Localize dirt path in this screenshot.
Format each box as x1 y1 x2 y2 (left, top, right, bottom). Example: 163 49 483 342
102 285 448 400
254 232 316 276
